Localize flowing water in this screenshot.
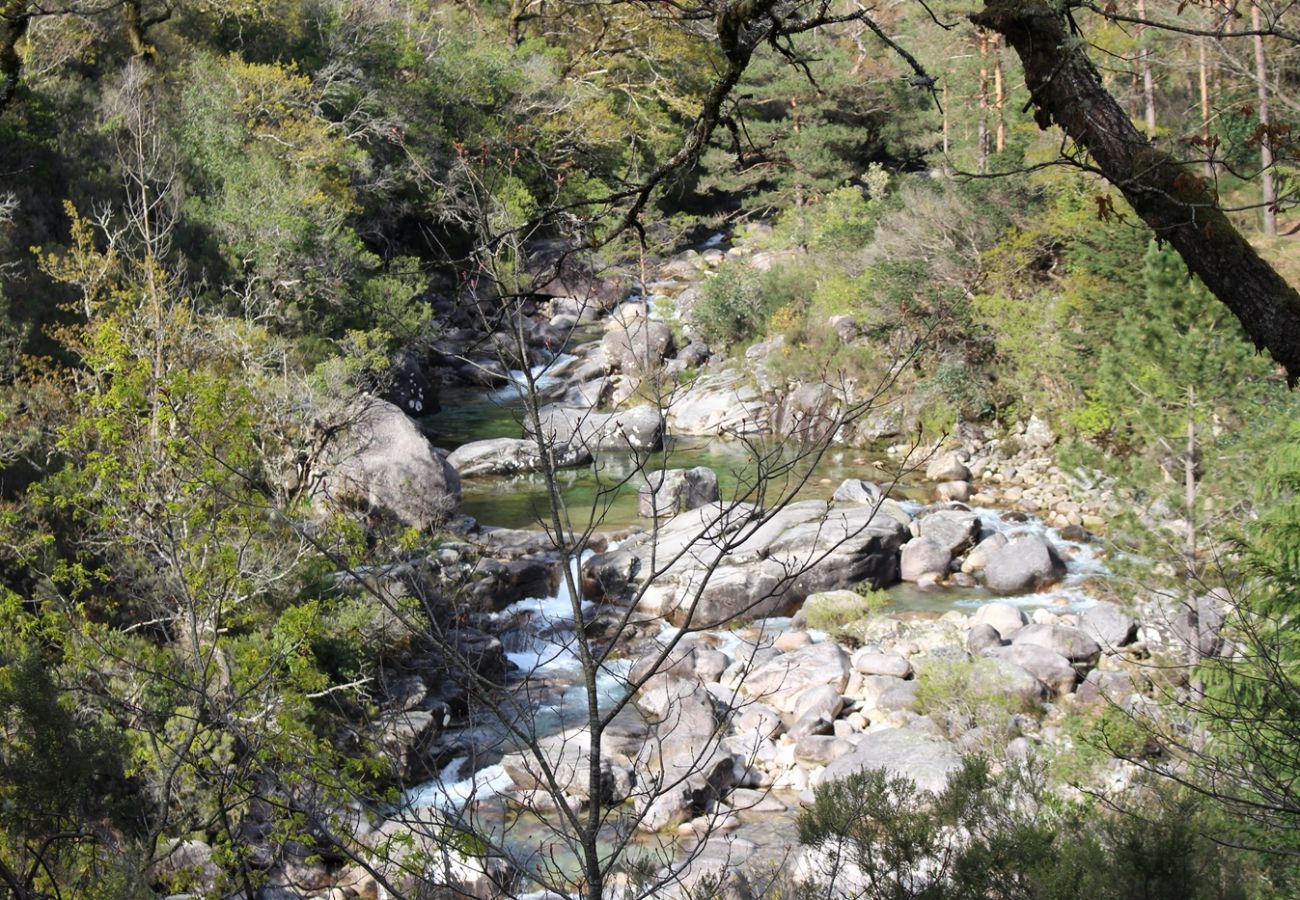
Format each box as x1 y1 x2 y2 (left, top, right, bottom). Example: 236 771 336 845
404 322 1112 888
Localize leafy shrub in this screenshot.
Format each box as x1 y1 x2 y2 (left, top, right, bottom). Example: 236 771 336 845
797 758 1264 900
802 588 888 643
691 263 768 350
914 656 1039 748
692 261 800 351
1047 700 1150 787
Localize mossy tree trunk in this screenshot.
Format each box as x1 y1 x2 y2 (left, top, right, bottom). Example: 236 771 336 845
972 0 1300 383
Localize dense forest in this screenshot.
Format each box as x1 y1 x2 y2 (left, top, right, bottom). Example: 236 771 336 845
1 1 1299 898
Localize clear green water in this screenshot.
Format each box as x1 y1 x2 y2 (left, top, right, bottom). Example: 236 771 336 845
427 385 914 531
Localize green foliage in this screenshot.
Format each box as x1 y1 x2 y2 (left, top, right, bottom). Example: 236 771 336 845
1046 701 1150 787
699 37 929 216
798 758 1264 899
914 657 1038 748
802 588 887 643
178 52 392 337
0 652 144 896
692 261 787 351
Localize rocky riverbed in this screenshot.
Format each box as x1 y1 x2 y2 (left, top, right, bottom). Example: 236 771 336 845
230 232 1221 899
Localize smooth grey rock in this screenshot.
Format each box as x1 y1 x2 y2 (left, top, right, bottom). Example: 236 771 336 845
982 535 1066 594
987 643 1077 695
966 656 1048 705
637 748 738 832
900 537 952 582
787 684 845 739
447 436 590 476
1080 600 1137 649
742 642 851 714
973 601 1027 637
1076 669 1138 707
926 451 971 482
639 467 721 518
966 623 1004 654
665 372 769 435
873 679 919 712
731 701 785 742
851 651 913 679
602 317 676 373
961 532 1008 574
794 735 843 767
321 397 460 529
1023 414 1054 449
832 479 884 506
917 509 981 555
630 639 732 686
533 403 665 453
1175 591 1230 658
1012 623 1101 665
818 728 961 794
501 728 621 802
935 481 971 502
587 499 907 613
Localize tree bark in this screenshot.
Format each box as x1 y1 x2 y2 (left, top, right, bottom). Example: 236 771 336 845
0 4 29 114
1251 1 1276 236
977 31 990 173
973 0 1300 383
1137 0 1156 134
994 35 1006 153
1199 37 1213 178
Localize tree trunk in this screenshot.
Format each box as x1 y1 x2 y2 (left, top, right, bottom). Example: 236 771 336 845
1199 38 1213 178
994 35 1006 153
973 0 1300 382
942 80 950 155
122 0 171 62
1184 386 1197 582
978 31 990 173
0 8 28 114
1137 0 1156 134
1251 1 1276 236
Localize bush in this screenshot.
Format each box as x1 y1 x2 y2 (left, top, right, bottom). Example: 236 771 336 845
691 261 796 351
914 657 1039 749
802 588 887 643
796 758 1265 900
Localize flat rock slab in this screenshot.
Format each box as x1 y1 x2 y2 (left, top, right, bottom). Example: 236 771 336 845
447 437 590 476
818 728 961 795
582 500 907 622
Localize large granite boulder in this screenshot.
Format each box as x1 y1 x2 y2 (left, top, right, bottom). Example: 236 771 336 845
321 397 460 529
602 317 676 373
961 532 1008 574
972 601 1028 637
447 437 592 476
982 534 1066 594
986 643 1078 695
639 467 721 518
1011 623 1101 666
925 451 971 482
900 537 952 582
532 403 664 453
665 373 769 435
741 642 851 714
817 728 961 794
1079 600 1137 650
916 509 981 555
832 478 884 506
582 500 907 616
